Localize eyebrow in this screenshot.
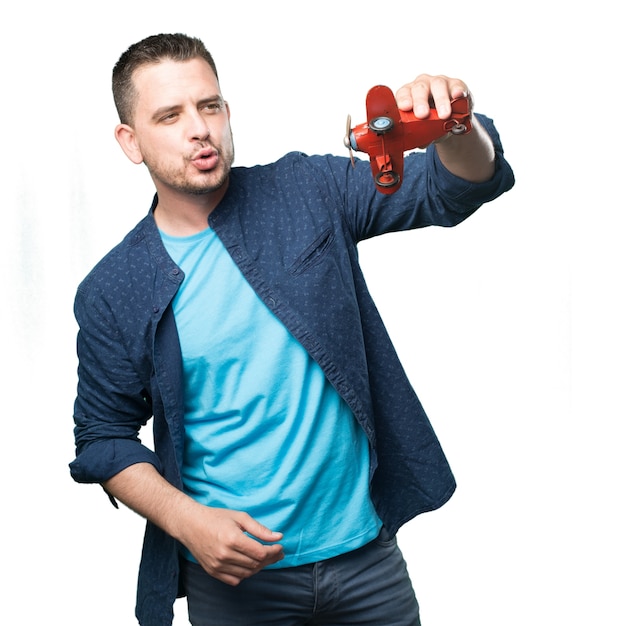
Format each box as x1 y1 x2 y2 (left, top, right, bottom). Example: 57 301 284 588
199 95 224 107
150 96 224 122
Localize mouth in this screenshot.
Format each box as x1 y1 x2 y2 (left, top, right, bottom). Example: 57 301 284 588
190 147 219 171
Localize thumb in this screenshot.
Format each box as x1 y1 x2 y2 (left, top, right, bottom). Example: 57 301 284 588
238 513 283 542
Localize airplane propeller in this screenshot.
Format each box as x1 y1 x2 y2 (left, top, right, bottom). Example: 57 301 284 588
343 114 355 167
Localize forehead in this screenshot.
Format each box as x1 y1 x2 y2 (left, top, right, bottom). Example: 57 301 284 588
132 58 221 112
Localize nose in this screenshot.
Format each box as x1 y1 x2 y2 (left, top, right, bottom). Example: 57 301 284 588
188 110 210 141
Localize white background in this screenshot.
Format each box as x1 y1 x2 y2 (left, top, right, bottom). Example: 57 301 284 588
2 1 623 624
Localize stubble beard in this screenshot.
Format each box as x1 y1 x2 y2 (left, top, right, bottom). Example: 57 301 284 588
149 135 235 197
187 142 235 196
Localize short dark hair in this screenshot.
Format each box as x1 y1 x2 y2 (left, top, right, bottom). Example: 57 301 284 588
112 33 219 125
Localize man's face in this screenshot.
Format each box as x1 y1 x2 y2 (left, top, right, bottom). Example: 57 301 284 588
122 57 234 200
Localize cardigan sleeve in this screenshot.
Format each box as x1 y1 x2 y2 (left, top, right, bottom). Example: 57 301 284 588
302 113 515 242
69 275 162 485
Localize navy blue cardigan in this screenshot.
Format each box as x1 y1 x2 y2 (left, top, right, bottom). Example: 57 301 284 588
71 115 514 625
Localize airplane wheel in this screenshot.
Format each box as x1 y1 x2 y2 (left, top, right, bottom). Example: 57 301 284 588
376 171 400 187
369 116 394 134
450 123 467 135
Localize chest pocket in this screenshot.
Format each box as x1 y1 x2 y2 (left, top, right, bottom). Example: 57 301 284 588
289 229 334 276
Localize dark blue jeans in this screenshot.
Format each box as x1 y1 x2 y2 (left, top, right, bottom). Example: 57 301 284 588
180 528 420 625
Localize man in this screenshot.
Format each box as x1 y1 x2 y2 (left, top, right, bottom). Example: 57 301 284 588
70 33 514 626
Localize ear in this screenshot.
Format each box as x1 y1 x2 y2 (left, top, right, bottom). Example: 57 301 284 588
114 123 144 164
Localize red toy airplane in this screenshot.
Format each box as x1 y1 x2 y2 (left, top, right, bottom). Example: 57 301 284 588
344 85 472 194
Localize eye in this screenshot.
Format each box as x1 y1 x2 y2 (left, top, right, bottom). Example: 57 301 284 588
202 99 224 113
159 112 179 123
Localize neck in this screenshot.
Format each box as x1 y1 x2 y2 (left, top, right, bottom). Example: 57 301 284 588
153 182 228 236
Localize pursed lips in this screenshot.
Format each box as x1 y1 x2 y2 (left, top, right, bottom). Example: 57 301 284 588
190 147 219 171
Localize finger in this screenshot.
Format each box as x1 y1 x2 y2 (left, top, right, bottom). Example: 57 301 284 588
433 77 469 118
427 75 462 119
201 536 282 574
398 75 470 119
219 518 284 566
395 84 414 112
206 560 261 587
231 533 283 566
200 542 284 586
215 546 283 586
449 81 468 100
398 75 432 118
235 512 283 543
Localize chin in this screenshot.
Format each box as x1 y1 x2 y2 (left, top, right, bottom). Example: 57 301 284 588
179 171 229 195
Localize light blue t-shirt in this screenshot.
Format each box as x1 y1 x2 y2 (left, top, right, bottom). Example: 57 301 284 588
161 226 381 567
